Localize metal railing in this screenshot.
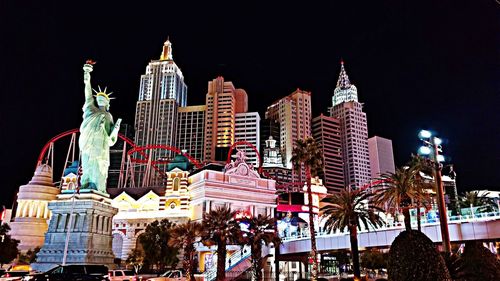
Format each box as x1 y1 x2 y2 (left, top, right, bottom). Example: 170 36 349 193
204 245 251 281
281 210 500 242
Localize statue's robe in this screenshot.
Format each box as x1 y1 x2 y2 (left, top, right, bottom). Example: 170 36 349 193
78 98 114 193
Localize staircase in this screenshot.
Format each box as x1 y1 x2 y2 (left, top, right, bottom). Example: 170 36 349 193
204 245 252 281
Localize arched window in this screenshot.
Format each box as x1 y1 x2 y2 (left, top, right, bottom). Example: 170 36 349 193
173 178 180 191
112 233 124 259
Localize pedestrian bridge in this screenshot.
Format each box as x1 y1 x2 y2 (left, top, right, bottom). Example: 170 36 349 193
280 212 500 255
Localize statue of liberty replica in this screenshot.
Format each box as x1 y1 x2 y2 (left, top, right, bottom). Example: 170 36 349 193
80 61 121 193
33 61 119 271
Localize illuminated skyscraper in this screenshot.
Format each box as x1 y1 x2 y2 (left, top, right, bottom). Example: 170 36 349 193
329 61 371 188
265 89 312 169
134 39 187 151
312 114 344 193
134 39 187 185
368 136 395 178
235 112 261 166
204 77 248 161
177 105 206 162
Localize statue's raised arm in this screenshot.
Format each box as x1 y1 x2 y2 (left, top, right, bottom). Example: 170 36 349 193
82 61 96 112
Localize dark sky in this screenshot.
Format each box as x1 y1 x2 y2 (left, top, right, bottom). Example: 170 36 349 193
1 1 499 207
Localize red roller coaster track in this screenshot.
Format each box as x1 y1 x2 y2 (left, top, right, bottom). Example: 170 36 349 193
36 128 138 167
36 128 387 190
36 128 202 170
127 144 202 168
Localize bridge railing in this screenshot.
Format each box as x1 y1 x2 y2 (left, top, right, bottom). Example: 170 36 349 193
281 210 500 242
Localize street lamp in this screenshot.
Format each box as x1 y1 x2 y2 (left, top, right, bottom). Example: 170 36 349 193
418 130 451 254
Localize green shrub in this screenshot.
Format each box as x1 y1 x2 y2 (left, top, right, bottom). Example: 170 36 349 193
387 230 451 281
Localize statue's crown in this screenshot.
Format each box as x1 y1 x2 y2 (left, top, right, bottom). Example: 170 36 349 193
92 86 114 101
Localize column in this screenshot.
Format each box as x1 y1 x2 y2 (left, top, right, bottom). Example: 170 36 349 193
59 214 68 232
77 213 85 232
92 214 98 233
82 210 92 231
49 213 59 231
72 214 79 231
104 217 109 233
43 203 50 219
28 201 35 217
97 215 103 234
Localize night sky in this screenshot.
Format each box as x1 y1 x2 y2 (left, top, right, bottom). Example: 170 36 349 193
1 1 499 207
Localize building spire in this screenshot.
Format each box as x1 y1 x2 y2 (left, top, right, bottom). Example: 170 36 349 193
160 38 173 60
336 59 351 89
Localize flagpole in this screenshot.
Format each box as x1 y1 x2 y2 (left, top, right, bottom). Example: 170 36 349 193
62 184 78 265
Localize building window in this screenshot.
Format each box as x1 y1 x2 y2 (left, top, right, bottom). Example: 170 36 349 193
173 177 180 191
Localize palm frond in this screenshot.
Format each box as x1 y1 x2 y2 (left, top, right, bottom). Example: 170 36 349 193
321 188 384 233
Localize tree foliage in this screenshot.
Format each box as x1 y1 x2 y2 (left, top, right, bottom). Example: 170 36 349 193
0 223 20 267
387 230 451 281
126 248 145 274
201 206 241 281
138 219 178 271
291 137 323 281
18 247 40 264
458 191 498 213
290 137 323 177
240 214 280 281
168 220 202 281
373 159 430 232
321 188 384 279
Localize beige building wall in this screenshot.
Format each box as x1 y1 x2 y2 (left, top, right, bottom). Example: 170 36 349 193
265 89 311 169
204 77 248 162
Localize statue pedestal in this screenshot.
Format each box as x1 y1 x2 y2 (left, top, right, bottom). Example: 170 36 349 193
32 190 118 272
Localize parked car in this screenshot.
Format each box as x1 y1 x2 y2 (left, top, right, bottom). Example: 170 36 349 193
22 264 109 281
108 270 137 281
1 270 31 281
1 265 36 281
146 270 185 281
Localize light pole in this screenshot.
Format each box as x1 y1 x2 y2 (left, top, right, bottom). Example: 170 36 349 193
418 130 451 254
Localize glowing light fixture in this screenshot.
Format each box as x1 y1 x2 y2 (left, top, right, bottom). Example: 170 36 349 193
419 130 432 139
418 146 432 155
437 155 445 162
434 137 443 145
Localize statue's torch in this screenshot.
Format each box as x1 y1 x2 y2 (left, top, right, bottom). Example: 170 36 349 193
83 59 95 73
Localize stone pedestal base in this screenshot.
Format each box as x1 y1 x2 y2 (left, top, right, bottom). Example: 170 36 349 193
32 191 118 272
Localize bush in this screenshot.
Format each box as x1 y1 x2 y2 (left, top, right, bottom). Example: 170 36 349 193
457 241 500 280
387 230 451 281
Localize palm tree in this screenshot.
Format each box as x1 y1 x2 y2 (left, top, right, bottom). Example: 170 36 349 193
291 137 323 281
459 191 498 215
407 155 434 231
321 188 384 279
373 164 427 232
201 206 242 281
240 215 281 281
168 220 203 281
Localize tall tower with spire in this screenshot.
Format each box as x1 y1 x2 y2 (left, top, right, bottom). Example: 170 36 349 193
329 61 371 188
134 39 187 185
137 39 187 105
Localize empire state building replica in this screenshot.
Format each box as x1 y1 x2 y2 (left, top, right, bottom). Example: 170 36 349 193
134 39 188 186
329 61 371 188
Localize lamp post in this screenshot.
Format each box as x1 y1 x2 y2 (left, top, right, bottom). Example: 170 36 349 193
418 130 451 254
